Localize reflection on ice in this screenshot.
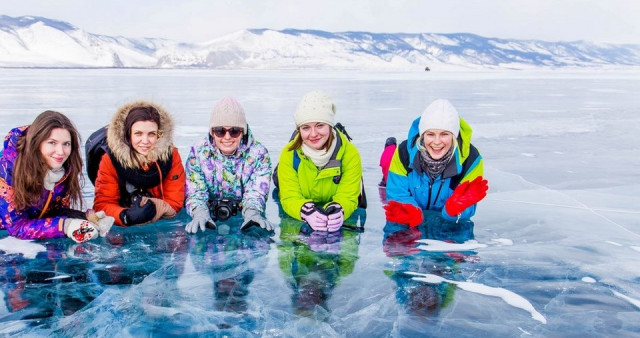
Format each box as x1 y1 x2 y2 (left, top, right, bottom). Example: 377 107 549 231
382 211 478 323
1 69 640 336
407 271 547 324
277 205 362 320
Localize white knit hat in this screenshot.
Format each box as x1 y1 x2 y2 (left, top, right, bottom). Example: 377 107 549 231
418 99 460 137
294 90 336 127
209 97 247 132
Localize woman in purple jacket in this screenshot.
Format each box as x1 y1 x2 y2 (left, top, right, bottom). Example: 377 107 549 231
0 111 113 242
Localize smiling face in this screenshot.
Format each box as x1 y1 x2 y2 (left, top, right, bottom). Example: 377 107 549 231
212 126 243 155
130 120 159 156
40 128 72 170
422 129 454 160
299 122 331 150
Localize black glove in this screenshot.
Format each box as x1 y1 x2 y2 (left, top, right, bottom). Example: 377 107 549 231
119 196 156 225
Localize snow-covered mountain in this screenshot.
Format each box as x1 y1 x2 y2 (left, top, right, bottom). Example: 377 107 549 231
2 15 639 70
0 15 183 67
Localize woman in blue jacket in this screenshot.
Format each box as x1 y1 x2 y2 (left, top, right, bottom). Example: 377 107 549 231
384 99 488 226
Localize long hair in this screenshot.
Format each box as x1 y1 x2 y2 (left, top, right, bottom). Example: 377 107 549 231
287 127 335 152
13 111 84 210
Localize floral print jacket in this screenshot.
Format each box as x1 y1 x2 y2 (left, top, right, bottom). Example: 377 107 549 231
185 126 272 216
0 126 70 239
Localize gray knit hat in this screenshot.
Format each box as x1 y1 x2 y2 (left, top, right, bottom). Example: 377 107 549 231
294 90 336 127
209 97 247 132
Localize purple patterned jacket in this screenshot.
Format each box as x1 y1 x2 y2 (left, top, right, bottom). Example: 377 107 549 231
0 126 70 239
185 126 272 216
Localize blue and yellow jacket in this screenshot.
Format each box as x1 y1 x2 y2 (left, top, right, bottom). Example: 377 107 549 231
386 116 483 220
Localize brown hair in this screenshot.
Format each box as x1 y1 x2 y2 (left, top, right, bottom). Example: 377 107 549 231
287 128 335 152
13 111 84 210
123 106 161 149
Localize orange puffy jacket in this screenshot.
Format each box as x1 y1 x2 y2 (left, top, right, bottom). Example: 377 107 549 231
93 147 185 226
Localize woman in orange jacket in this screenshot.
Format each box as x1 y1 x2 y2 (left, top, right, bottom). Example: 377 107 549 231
93 100 185 226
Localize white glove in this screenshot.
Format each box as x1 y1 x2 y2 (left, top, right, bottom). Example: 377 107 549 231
64 218 99 243
241 208 274 231
186 207 213 233
93 211 115 237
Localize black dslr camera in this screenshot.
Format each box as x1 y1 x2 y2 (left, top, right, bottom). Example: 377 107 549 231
210 198 240 221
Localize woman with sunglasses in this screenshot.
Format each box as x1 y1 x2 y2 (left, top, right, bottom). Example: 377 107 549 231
0 110 113 242
184 97 273 233
93 100 185 226
277 90 362 232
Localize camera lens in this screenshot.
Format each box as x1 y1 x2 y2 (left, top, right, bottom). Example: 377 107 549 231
217 206 231 221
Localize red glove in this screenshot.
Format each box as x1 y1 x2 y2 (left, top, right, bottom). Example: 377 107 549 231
445 176 488 217
384 201 423 227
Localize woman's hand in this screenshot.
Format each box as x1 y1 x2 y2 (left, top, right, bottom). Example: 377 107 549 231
324 203 344 232
145 197 177 222
119 195 156 225
86 209 115 236
384 201 423 227
64 219 99 243
301 202 329 231
444 176 488 217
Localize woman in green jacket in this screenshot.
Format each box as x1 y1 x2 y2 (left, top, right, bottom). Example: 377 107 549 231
277 90 362 232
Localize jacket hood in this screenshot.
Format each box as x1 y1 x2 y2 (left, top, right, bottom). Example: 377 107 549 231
406 115 473 167
106 100 175 169
3 126 27 160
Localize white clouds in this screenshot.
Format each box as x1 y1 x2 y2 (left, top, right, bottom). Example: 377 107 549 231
1 0 639 43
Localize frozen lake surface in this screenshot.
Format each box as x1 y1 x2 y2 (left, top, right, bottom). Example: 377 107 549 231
0 69 639 336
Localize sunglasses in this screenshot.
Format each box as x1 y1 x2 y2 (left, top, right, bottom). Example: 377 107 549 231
211 127 243 138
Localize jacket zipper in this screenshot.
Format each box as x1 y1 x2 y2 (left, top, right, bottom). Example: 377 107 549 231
426 178 445 211
38 191 54 219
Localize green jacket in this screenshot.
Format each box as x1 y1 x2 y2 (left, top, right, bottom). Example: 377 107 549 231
277 131 362 220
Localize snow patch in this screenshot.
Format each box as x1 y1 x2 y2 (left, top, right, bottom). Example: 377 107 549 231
0 237 46 259
612 291 640 310
406 271 547 324
416 239 487 252
491 238 514 246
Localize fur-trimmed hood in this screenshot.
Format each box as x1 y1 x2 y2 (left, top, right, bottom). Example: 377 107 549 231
106 100 175 169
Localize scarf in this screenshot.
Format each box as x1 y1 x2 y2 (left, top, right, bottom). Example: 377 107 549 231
301 130 337 168
108 152 173 190
44 167 65 191
419 146 454 181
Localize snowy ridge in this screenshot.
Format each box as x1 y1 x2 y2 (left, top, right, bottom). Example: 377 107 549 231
1 15 639 70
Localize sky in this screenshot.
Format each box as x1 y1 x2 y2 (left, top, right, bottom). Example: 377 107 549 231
1 0 639 44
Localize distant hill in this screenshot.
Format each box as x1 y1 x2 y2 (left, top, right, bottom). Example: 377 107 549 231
1 15 639 70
